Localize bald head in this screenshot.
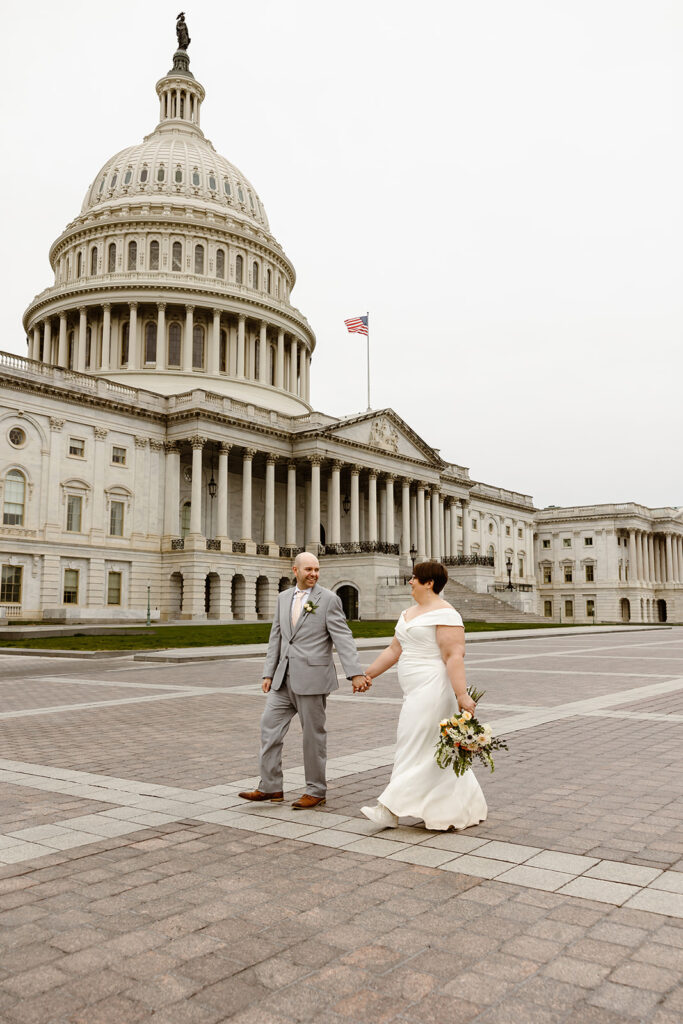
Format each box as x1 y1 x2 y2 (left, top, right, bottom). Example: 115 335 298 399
293 551 320 589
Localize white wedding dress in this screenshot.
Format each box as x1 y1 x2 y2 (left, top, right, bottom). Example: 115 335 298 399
362 606 488 831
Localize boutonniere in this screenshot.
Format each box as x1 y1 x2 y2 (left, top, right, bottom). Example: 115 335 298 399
303 600 318 615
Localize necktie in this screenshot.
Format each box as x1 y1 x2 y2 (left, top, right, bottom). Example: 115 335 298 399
291 590 304 626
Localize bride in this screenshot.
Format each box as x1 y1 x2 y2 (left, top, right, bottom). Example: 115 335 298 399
361 560 488 831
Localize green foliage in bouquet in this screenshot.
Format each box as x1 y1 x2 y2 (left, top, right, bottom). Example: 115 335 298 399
435 686 509 776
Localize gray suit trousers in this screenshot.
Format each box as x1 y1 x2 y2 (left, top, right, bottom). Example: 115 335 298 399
258 677 327 798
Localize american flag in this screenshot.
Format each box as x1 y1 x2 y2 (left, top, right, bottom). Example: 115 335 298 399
344 315 368 336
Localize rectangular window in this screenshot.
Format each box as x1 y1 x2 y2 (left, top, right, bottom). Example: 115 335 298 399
585 564 595 582
544 600 553 617
584 536 593 546
518 558 524 577
112 446 127 465
68 438 85 457
542 539 550 549
586 599 595 617
564 599 574 618
457 516 462 527
63 569 79 604
543 567 552 584
564 566 573 583
517 528 523 539
471 519 478 531
563 538 571 548
66 495 82 532
0 564 22 603
109 501 124 537
505 525 511 536
107 571 122 605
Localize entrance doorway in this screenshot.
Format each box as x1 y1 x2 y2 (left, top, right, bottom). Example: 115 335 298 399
336 584 359 620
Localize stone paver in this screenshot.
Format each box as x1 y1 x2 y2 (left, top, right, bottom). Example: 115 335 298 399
0 628 681 1021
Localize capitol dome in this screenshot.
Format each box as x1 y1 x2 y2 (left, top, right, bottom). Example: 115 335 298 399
23 42 314 416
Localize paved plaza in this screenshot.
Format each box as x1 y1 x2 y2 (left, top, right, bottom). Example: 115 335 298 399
0 628 681 1023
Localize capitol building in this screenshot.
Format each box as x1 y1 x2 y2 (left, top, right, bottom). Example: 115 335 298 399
1 31 681 627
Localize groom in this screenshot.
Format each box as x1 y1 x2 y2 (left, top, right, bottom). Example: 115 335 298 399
239 551 369 809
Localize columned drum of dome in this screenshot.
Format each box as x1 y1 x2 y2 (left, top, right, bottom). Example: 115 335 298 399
23 39 315 416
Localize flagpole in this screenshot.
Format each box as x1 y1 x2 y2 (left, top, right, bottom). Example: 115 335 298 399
366 311 371 411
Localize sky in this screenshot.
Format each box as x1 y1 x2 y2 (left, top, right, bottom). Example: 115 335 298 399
3 0 681 509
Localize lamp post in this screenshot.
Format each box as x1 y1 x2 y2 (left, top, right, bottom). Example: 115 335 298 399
506 556 513 590
146 585 151 627
342 494 350 515
410 544 417 570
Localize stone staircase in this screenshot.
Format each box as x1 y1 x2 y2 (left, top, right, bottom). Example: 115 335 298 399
444 580 547 624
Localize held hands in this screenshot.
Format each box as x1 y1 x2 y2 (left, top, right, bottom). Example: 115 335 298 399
352 674 372 694
262 678 272 693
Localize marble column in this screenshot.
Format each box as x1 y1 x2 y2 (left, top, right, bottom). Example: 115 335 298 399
350 466 360 546
400 479 410 556
57 313 68 368
31 326 40 362
286 463 297 546
289 338 298 394
163 442 180 537
189 436 205 536
450 500 460 559
241 448 255 542
100 305 111 372
183 305 194 372
439 495 446 559
77 308 88 373
157 303 167 370
425 492 432 558
329 461 341 545
127 302 138 369
416 483 426 561
217 443 230 542
302 350 309 402
645 533 653 583
410 493 417 549
307 456 322 551
379 485 386 544
208 309 221 376
43 319 52 365
636 530 644 584
276 329 285 388
385 475 395 548
264 455 277 549
665 533 674 583
628 531 637 586
367 471 378 544
259 322 268 383
236 315 246 378
461 499 471 555
431 489 441 560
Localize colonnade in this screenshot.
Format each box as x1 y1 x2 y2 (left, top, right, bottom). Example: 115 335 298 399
628 529 683 586
26 303 311 401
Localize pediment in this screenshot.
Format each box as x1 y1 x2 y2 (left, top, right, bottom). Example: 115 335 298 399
323 409 442 466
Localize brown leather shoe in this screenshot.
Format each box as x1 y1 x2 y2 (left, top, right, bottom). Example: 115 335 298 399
291 794 326 809
238 789 284 802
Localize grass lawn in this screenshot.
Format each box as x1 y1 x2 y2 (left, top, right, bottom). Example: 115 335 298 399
0 619 582 652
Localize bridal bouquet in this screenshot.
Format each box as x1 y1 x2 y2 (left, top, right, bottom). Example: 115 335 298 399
435 687 508 776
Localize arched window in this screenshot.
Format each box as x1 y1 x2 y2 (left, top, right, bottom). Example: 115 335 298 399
209 174 216 191
235 254 243 284
110 172 118 188
194 244 204 275
127 240 137 271
124 168 132 185
145 322 157 364
219 329 227 372
121 322 129 366
192 169 200 186
216 248 225 279
108 243 116 273
85 327 92 368
3 470 26 526
252 262 259 289
223 177 231 196
149 240 159 270
237 185 244 203
77 251 82 278
168 323 181 367
175 165 183 183
67 331 75 370
180 501 191 537
157 165 165 182
266 269 272 293
192 324 205 369
90 247 98 275
172 241 182 272
140 166 148 182
270 344 276 385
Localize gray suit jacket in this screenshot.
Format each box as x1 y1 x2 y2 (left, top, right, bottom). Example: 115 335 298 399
263 584 363 694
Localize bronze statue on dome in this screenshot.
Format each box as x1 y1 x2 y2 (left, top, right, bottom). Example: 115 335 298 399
176 12 191 50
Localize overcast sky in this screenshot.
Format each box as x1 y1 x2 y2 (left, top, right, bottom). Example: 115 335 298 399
4 1 681 509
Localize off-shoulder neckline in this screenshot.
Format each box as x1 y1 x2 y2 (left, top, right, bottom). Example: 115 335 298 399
400 606 461 627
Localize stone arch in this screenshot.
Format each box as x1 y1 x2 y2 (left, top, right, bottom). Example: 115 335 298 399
231 574 246 619
278 576 291 593
0 411 48 450
256 575 273 620
169 572 184 616
205 572 220 617
657 599 667 623
335 582 359 620
620 598 631 623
